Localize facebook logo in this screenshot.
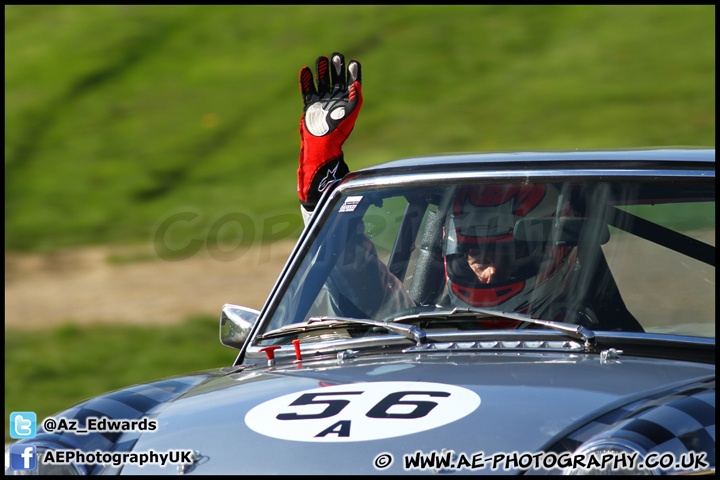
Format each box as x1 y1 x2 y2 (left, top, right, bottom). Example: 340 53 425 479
9 444 37 471
9 412 36 439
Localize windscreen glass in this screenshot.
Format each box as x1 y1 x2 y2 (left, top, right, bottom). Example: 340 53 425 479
263 179 715 340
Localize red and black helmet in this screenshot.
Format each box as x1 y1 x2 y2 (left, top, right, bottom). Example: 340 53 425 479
443 184 577 321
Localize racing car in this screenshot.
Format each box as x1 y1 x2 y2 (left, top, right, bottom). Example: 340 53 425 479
6 148 715 475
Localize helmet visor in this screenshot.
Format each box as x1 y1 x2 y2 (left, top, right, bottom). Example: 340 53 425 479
444 193 546 286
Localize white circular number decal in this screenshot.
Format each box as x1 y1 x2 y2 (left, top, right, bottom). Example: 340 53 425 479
245 381 480 442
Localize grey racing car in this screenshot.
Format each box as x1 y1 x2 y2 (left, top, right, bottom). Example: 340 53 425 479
6 148 715 475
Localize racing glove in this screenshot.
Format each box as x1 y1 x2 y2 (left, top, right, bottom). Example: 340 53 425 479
297 52 363 211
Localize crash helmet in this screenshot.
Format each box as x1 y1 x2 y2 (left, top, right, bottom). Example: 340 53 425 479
443 183 578 323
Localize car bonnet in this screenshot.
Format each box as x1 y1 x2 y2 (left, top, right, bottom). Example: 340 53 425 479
120 351 713 474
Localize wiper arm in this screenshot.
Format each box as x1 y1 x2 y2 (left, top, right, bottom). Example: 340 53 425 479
393 307 596 351
258 316 427 346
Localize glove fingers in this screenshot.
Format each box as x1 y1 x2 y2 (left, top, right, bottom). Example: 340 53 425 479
347 59 362 85
315 55 330 96
346 59 363 113
330 52 346 91
299 66 316 104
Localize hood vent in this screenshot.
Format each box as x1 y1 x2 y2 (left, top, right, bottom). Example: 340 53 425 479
404 339 583 352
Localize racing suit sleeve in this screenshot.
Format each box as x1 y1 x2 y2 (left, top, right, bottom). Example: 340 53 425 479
323 224 415 320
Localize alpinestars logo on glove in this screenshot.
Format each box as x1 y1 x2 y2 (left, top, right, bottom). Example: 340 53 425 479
319 162 341 192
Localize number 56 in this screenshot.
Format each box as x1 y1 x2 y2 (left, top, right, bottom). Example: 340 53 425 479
276 390 451 421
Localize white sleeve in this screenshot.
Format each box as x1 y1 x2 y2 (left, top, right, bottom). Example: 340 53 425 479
301 205 313 226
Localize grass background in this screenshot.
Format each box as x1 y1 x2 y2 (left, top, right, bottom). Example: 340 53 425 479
4 5 715 441
6 5 715 253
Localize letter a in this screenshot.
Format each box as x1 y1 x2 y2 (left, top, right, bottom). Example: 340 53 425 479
315 420 351 438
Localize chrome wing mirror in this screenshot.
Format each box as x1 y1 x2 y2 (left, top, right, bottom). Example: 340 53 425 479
220 304 260 349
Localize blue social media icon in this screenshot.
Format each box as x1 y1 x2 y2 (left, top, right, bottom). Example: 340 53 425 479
9 444 37 471
10 412 37 439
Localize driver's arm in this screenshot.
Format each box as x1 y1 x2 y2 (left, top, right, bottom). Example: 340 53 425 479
296 52 361 224
295 53 414 319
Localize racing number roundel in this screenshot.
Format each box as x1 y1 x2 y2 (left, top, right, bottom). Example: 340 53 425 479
244 381 480 442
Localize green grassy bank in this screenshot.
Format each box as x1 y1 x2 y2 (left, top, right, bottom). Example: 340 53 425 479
5 5 715 253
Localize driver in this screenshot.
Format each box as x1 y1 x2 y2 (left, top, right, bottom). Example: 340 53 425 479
442 183 580 326
295 53 580 324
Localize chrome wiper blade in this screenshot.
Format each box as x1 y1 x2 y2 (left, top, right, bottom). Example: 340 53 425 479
258 316 427 346
392 307 596 351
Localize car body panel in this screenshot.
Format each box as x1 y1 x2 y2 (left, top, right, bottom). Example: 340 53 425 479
119 351 711 474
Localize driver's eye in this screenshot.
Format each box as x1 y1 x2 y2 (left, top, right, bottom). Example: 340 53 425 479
467 249 493 263
467 247 507 266
467 254 488 266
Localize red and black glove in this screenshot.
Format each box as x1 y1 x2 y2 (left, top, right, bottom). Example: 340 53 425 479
297 52 363 210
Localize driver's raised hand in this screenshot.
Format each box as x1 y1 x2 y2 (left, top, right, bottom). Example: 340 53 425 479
297 52 363 210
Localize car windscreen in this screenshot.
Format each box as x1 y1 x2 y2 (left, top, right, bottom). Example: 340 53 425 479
262 178 714 340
